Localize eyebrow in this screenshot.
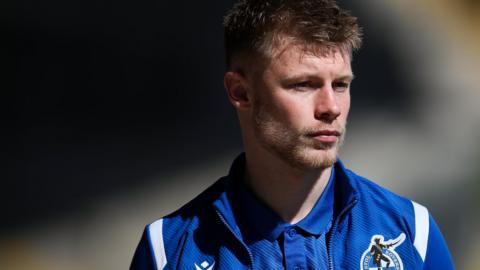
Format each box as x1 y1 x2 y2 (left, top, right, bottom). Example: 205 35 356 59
336 74 355 81
280 73 355 84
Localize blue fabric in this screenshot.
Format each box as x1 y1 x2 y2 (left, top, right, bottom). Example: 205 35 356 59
423 215 455 269
130 229 154 269
130 153 454 270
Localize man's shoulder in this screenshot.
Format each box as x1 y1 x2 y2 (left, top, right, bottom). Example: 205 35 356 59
347 168 411 201
131 177 231 270
146 176 228 237
342 167 420 221
336 165 451 268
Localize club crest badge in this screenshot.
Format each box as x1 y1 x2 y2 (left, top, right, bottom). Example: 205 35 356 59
360 233 406 270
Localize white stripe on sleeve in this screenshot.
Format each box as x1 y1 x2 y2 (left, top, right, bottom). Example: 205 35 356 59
148 219 167 269
412 201 429 262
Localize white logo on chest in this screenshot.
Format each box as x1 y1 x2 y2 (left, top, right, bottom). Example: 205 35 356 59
195 260 215 270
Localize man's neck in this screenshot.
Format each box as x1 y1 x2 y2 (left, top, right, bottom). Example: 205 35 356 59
244 150 333 224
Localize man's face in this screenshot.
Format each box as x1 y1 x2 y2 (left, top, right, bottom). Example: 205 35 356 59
249 43 353 170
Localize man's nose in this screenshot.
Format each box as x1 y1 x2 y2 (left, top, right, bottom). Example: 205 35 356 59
313 87 341 122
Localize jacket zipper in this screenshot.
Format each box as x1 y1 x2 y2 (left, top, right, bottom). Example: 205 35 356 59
215 210 255 270
327 199 358 270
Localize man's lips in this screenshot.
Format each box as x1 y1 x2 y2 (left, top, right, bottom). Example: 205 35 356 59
309 130 341 143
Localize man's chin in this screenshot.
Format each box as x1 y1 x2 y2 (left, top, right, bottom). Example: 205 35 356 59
310 139 338 150
289 147 338 170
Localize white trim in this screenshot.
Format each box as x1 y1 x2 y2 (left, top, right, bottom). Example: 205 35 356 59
148 219 167 269
412 201 429 261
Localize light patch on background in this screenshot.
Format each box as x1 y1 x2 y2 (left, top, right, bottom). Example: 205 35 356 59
343 0 480 269
0 153 237 270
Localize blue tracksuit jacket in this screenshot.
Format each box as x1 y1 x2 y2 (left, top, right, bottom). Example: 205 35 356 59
131 155 454 269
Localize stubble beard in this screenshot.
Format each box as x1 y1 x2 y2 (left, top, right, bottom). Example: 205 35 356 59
253 104 346 171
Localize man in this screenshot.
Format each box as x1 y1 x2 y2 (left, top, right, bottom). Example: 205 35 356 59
131 0 454 269
369 235 404 270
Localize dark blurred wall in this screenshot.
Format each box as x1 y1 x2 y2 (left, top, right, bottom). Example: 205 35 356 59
12 0 240 230
11 0 412 231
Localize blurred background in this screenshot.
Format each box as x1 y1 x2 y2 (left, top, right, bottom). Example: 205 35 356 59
8 0 480 269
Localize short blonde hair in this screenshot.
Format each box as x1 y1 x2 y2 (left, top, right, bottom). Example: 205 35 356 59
224 0 362 69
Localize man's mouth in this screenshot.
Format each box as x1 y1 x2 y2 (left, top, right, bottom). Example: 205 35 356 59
309 130 341 143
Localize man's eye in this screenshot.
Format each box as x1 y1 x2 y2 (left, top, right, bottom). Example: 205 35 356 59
333 81 350 91
291 82 315 91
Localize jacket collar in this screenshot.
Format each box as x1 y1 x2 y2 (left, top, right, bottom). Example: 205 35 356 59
212 154 246 238
235 166 336 241
332 159 359 217
212 153 359 241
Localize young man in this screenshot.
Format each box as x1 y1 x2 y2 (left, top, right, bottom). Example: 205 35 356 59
131 1 454 269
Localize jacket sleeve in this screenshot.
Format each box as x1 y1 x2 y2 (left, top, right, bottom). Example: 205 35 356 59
130 228 156 270
422 215 454 270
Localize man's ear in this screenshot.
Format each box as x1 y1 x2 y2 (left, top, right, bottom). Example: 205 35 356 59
224 71 252 109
